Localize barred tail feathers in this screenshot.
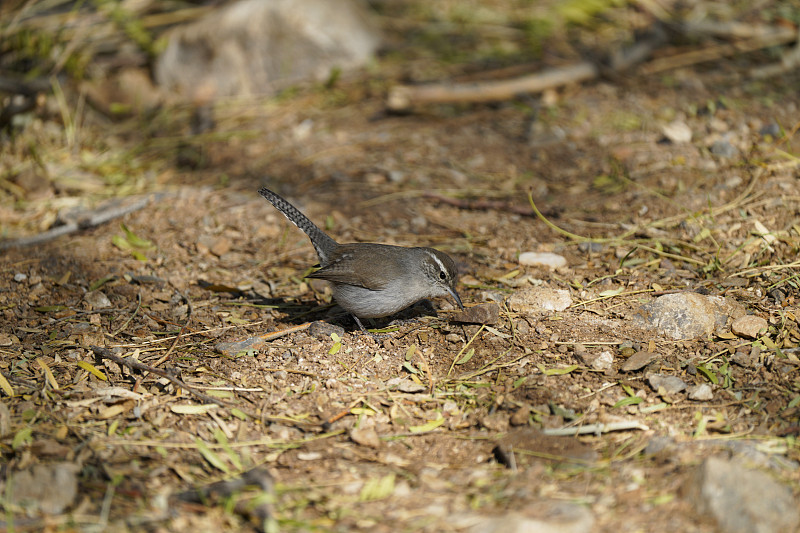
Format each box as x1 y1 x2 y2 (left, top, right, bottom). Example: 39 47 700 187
258 187 338 262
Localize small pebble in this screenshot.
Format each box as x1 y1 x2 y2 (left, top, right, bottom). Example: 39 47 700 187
451 303 499 325
349 427 381 448
209 237 231 257
577 242 603 253
510 406 530 426
662 120 692 143
647 374 687 394
84 290 112 310
296 451 322 461
688 383 714 401
480 413 509 432
631 293 745 340
308 321 345 340
621 351 658 372
759 122 781 137
13 273 27 283
592 350 614 371
731 315 767 339
710 139 738 158
575 349 613 371
731 348 760 368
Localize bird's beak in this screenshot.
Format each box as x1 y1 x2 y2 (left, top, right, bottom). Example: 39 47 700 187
446 286 464 310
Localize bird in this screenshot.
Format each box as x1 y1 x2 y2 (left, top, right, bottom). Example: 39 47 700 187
258 187 463 333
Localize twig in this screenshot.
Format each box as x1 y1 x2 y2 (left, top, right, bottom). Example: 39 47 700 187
388 62 598 110
110 291 142 336
423 192 534 216
542 420 649 436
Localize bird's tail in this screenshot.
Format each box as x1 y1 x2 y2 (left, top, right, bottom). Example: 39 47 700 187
258 187 338 262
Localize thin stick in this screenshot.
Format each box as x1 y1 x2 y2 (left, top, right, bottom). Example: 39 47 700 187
90 345 259 419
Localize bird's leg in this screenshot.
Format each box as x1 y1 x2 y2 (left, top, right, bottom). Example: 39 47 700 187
352 315 370 335
352 315 391 339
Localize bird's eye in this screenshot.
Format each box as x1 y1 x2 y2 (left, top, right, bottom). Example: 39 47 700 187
439 271 447 280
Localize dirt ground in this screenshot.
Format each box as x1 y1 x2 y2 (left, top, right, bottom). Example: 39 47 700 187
2 17 800 532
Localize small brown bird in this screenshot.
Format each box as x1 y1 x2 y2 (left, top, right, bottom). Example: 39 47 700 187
259 187 463 332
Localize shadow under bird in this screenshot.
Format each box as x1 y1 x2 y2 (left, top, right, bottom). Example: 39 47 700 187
258 187 463 333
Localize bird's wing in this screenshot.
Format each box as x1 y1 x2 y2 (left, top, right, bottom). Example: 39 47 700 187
307 250 389 290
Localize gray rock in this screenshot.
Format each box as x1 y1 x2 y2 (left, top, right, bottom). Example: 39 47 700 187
308 321 345 340
631 292 745 340
759 122 781 137
155 0 380 99
647 374 687 394
710 139 739 158
577 242 603 253
643 436 675 456
731 345 761 368
5 463 80 514
683 456 800 533
731 315 768 339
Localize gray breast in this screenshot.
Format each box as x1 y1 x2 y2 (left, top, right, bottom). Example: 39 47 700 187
332 280 422 318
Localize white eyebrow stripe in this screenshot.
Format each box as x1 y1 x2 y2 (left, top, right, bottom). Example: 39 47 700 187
427 251 447 273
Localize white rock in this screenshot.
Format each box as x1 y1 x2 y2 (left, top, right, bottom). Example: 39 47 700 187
507 287 572 315
592 350 614 371
688 383 713 401
662 120 692 143
518 252 567 270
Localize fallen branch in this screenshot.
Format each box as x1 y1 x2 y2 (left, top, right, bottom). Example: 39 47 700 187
0 193 166 250
387 20 797 111
387 27 666 111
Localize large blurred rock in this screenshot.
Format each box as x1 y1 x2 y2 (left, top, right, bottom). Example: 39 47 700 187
155 0 380 99
630 292 745 340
